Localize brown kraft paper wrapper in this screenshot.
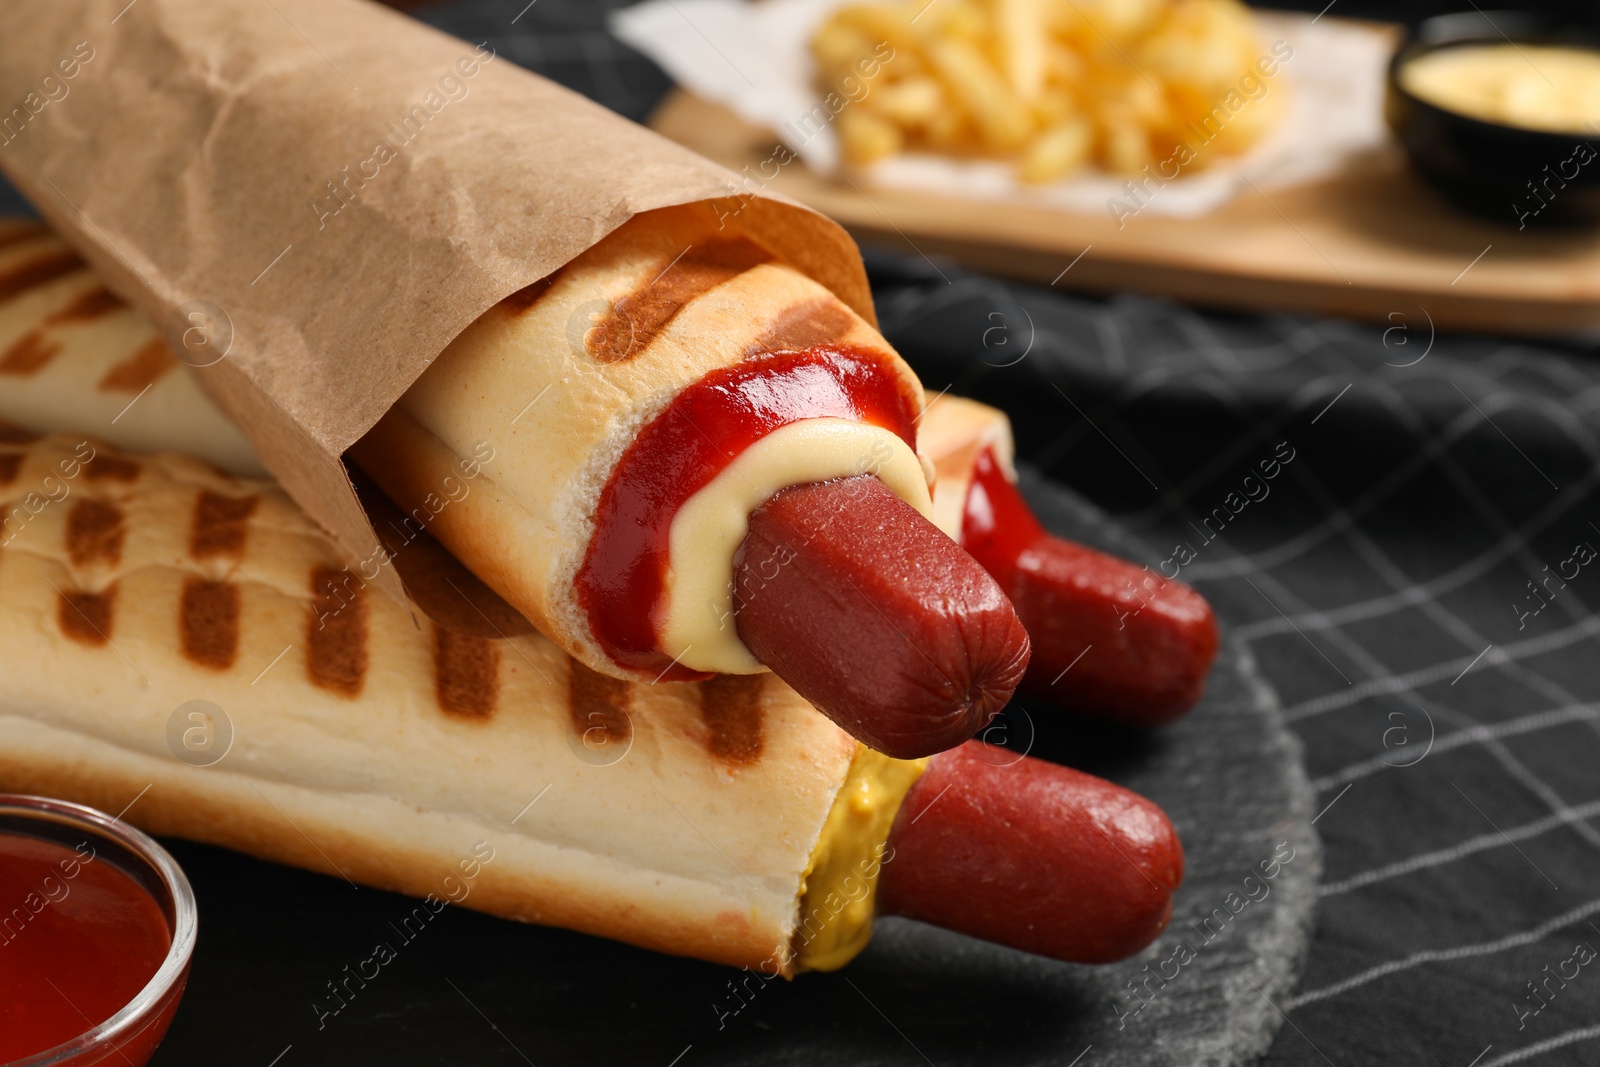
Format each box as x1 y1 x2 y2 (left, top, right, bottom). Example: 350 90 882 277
0 0 873 607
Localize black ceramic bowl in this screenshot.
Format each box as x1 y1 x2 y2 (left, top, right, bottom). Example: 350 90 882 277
1386 11 1600 227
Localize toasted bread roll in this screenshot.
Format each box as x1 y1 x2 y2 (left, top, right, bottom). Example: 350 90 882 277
0 214 1025 756
349 202 932 685
0 220 263 476
0 431 883 974
918 394 1021 541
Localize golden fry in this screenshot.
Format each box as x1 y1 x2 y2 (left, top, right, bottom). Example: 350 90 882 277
812 0 1285 181
866 76 947 127
1018 117 1092 182
839 107 906 164
997 0 1048 101
926 37 1034 150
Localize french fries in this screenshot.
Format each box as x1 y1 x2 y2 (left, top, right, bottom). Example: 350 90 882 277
812 0 1287 182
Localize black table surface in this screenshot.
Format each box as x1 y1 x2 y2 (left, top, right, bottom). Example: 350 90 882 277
6 2 1600 1064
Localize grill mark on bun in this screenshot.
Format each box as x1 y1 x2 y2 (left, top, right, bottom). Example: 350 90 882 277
699 674 766 765
587 237 772 364
434 626 499 719
568 661 632 749
308 565 368 697
83 455 141 482
744 297 857 358
502 271 562 314
58 586 115 645
348 464 536 639
98 339 176 393
48 287 124 325
0 331 62 375
0 248 85 306
65 498 124 566
180 578 241 669
190 490 258 560
394 535 535 639
0 453 21 486
0 288 130 379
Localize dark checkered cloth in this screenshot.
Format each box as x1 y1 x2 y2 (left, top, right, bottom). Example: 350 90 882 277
401 2 1600 1063
868 261 1600 1067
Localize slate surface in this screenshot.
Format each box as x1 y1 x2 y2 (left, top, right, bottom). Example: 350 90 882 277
143 473 1319 1067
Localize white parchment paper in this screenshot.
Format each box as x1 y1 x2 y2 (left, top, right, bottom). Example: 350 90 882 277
614 1 1393 217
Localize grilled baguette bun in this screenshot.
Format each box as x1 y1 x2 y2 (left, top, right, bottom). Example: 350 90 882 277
350 201 932 682
0 211 938 685
0 219 263 476
0 218 1018 631
0 429 884 973
918 394 1018 537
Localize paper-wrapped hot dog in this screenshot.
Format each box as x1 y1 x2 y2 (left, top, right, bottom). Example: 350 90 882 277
348 201 1029 756
0 430 1180 972
349 200 928 679
0 236 1214 729
0 1 1027 758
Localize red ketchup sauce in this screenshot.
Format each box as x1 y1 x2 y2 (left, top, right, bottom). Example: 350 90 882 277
576 345 919 681
958 444 1045 587
0 833 171 1062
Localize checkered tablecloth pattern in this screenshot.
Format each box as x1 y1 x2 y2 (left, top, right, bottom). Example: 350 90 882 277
400 2 1600 1061
865 255 1600 1066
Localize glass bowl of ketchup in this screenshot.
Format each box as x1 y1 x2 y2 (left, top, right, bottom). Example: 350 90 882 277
0 795 196 1067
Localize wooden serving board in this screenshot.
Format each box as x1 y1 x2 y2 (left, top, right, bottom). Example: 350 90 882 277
651 89 1600 338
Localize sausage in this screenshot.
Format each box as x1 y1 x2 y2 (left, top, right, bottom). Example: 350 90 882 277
1009 537 1219 724
878 740 1183 963
961 447 1218 726
734 475 1031 759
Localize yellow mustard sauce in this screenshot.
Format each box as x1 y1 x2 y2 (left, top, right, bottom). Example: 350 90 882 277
1401 43 1600 134
792 746 929 973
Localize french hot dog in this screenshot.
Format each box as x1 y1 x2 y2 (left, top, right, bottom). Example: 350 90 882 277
348 202 1028 756
920 397 1219 726
0 430 1177 972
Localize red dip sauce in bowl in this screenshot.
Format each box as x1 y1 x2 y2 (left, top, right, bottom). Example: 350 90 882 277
0 795 196 1066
